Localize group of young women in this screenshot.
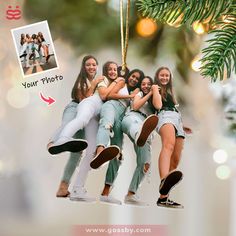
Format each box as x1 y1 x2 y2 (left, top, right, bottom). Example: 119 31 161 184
47 55 192 208
20 32 50 68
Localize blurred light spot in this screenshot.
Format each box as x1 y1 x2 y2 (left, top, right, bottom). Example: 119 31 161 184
213 149 228 164
216 165 231 180
136 18 157 37
7 87 30 109
95 0 107 3
191 55 202 72
193 21 205 34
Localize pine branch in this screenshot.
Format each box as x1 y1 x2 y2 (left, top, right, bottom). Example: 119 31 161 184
137 0 236 81
200 6 236 81
137 0 234 25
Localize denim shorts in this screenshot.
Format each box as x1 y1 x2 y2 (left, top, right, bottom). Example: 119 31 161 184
157 110 185 138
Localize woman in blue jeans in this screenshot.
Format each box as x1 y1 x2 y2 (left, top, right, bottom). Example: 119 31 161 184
48 61 121 155
48 55 102 198
91 69 145 205
121 76 162 205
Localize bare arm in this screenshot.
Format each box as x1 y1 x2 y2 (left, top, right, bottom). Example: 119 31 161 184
98 77 124 101
132 91 153 111
85 76 104 98
151 85 162 110
107 80 139 100
76 76 104 101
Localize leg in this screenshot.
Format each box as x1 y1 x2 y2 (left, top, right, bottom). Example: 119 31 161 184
99 111 124 204
61 124 85 184
99 158 122 205
38 46 43 64
96 102 116 154
127 141 151 194
49 102 78 143
70 117 99 202
54 102 84 197
92 102 125 169
74 116 99 188
101 158 121 195
42 45 48 58
100 104 125 190
157 124 183 207
122 112 144 141
56 152 82 197
158 124 176 179
59 95 101 138
169 137 184 172
110 113 124 154
121 112 150 205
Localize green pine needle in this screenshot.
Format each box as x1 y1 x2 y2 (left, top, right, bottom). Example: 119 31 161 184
137 0 236 81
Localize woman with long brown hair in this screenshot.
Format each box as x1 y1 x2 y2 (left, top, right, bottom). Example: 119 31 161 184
48 55 101 198
154 67 192 208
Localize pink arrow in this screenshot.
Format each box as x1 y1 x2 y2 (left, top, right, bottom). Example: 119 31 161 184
39 92 55 105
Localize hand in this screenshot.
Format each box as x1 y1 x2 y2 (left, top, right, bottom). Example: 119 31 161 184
129 93 136 99
152 85 160 92
183 126 193 134
148 89 153 95
95 76 104 84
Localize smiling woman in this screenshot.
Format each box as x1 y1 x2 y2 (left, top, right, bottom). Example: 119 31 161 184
153 67 193 208
48 61 120 155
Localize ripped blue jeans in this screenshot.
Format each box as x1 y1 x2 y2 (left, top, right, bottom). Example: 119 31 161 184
96 100 126 186
122 111 152 193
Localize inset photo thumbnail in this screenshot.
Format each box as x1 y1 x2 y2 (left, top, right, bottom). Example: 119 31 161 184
11 20 59 77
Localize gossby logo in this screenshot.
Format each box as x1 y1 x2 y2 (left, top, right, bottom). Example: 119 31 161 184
72 225 168 236
6 5 21 20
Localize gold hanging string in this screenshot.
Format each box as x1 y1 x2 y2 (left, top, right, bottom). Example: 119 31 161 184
120 0 130 72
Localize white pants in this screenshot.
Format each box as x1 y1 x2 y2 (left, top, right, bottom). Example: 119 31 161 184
74 116 99 187
59 94 103 139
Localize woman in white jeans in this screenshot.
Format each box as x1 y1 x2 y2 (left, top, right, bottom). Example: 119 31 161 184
47 55 101 198
48 61 121 155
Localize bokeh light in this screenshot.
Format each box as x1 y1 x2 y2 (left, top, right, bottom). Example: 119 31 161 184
95 0 107 3
7 87 30 109
213 149 228 164
216 165 231 180
136 18 157 37
191 55 202 72
193 21 205 34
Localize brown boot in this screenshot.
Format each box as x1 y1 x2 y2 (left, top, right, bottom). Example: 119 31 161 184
56 181 70 198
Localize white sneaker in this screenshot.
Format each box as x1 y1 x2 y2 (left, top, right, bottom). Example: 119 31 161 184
70 187 96 202
99 195 122 205
124 194 148 206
